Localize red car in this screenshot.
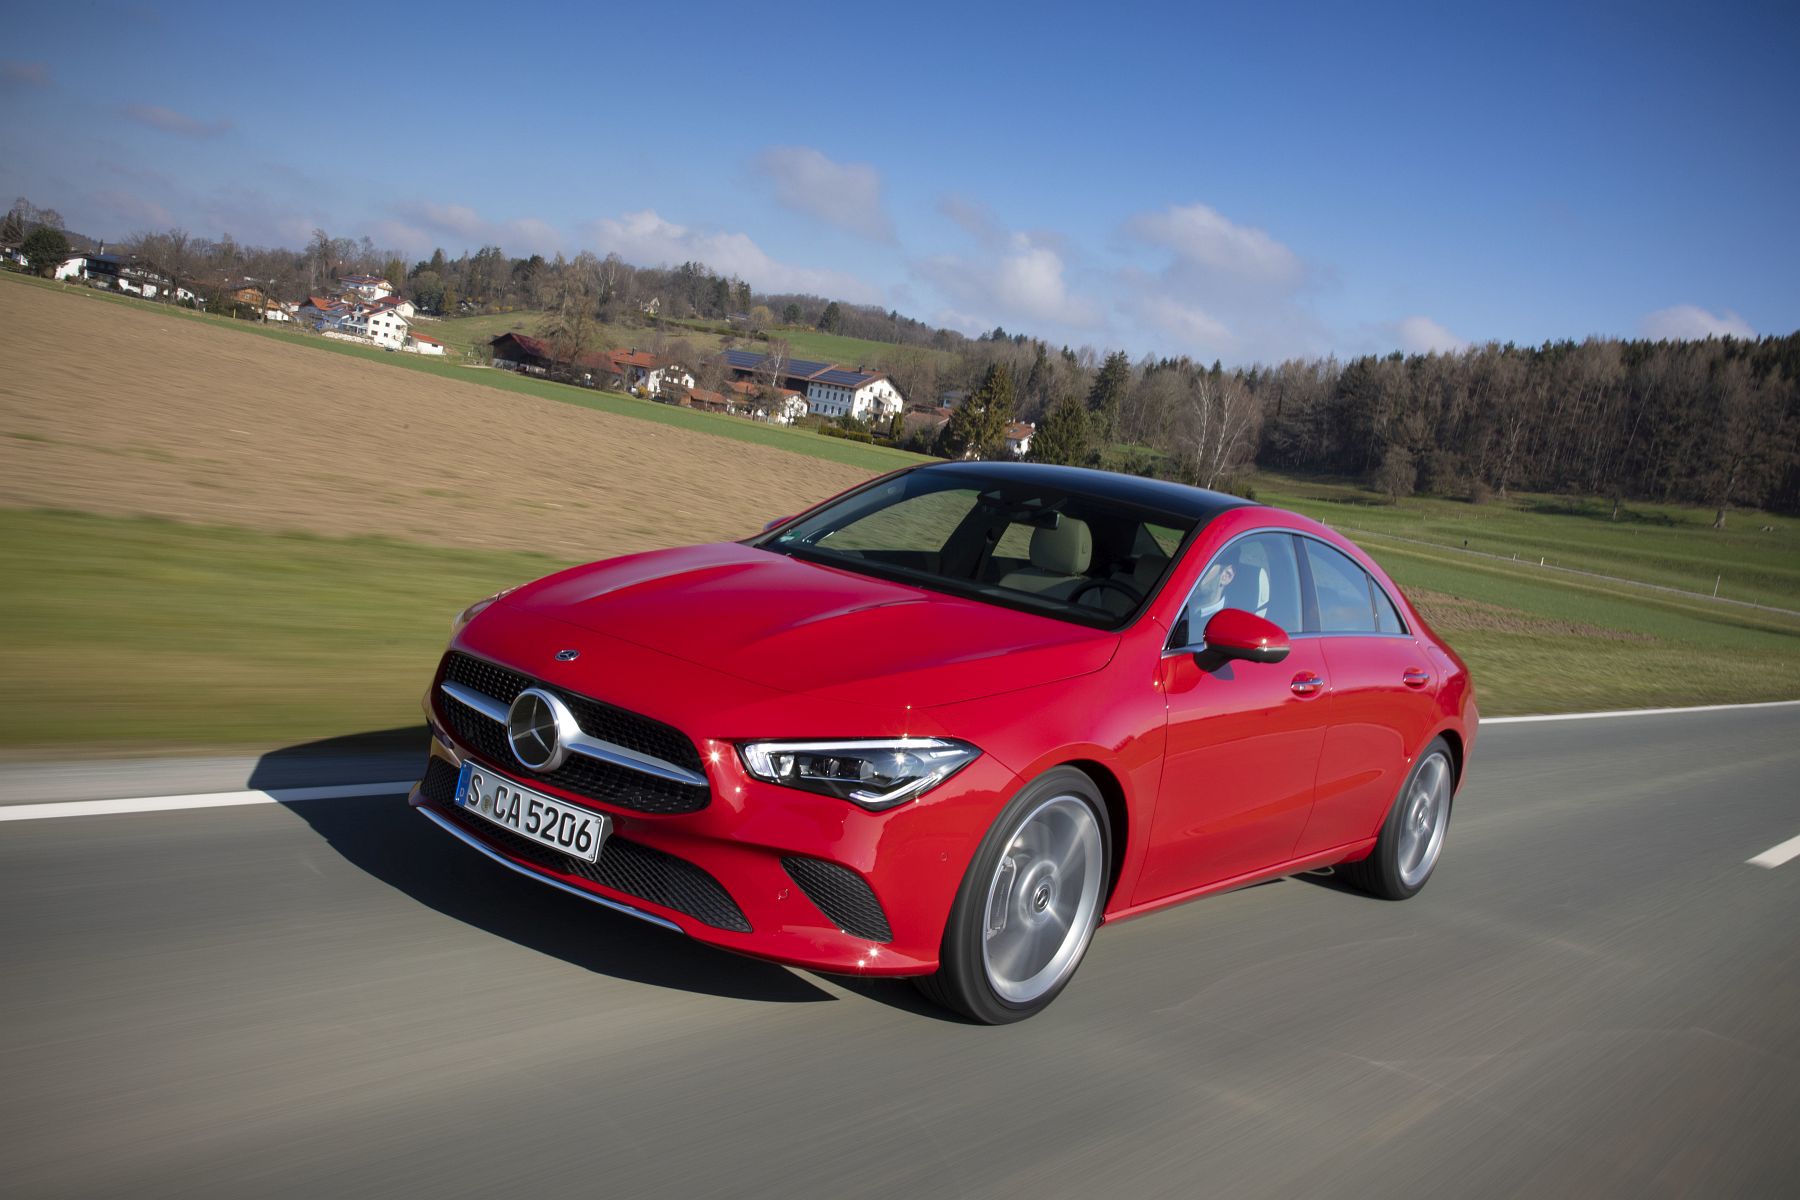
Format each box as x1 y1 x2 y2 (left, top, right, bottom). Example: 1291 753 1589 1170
410 462 1477 1022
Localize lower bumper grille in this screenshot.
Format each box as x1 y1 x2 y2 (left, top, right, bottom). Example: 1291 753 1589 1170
419 756 750 933
783 856 893 943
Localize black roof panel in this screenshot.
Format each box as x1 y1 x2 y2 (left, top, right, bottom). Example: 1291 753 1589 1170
914 461 1255 522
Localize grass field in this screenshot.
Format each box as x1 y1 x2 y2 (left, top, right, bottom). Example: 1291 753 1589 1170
0 273 928 476
3 269 1796 754
2 499 1796 753
1254 473 1800 613
419 309 954 376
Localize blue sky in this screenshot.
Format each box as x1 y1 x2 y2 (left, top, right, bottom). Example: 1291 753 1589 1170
3 0 1795 363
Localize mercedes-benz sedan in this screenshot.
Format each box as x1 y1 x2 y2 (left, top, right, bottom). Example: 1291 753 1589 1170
410 462 1477 1022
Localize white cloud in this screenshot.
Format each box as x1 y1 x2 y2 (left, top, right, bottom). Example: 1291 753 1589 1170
93 189 175 231
1640 304 1755 341
415 202 484 239
122 103 231 138
1124 202 1303 287
1112 202 1327 362
938 194 1004 245
585 209 880 302
381 203 565 256
916 231 1103 332
1130 294 1234 351
1388 315 1467 354
752 146 894 241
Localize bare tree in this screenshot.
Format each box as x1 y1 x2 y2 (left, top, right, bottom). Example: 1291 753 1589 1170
1173 371 1262 490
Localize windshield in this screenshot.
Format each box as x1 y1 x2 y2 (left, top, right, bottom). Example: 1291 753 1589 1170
757 469 1197 629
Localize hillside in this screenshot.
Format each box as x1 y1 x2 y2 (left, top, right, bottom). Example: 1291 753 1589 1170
0 279 876 558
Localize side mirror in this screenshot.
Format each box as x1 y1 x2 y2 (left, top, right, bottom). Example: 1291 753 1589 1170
762 515 793 532
1202 609 1290 664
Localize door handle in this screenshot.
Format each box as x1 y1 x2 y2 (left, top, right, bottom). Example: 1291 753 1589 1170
1402 668 1432 688
1290 672 1325 697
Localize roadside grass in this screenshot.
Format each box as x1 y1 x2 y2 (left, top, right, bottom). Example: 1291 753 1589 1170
1253 472 1800 613
0 508 558 753
4 507 1797 756
0 272 930 475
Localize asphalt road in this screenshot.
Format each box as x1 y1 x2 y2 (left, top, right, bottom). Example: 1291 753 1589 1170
3 707 1797 1199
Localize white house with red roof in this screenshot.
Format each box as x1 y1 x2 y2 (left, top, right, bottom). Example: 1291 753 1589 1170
718 350 905 422
338 275 394 302
1004 421 1036 458
608 348 694 396
342 304 411 350
404 333 446 356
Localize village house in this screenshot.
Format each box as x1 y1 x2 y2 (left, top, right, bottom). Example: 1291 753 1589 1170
488 334 690 394
609 348 694 397
404 333 446 356
225 284 293 322
725 381 810 425
338 274 393 302
683 388 732 413
719 349 906 422
340 304 411 349
903 406 954 444
1004 421 1037 458
59 252 171 297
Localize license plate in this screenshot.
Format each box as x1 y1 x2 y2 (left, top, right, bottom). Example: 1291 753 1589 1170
455 761 609 863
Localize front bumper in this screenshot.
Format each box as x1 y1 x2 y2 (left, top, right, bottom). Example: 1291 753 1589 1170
410 722 1018 977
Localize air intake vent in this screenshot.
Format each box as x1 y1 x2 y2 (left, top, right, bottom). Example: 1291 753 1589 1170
782 857 892 943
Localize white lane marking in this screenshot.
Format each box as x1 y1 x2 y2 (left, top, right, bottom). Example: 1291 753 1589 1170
1485 699 1800 725
0 781 414 823
1748 833 1800 870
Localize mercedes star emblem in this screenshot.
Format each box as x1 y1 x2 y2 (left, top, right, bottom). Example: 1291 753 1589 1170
506 687 576 772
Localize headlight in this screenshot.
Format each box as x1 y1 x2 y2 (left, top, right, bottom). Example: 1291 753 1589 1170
450 587 516 637
738 738 980 810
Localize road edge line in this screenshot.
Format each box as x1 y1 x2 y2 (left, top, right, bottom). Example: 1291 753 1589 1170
1484 699 1800 725
0 781 415 823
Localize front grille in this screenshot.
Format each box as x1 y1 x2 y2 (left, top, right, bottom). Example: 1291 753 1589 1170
783 856 893 943
431 789 750 932
436 652 709 816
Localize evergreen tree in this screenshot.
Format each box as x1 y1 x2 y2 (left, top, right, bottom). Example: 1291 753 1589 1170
1023 342 1051 411
818 301 842 333
1031 393 1091 465
1086 350 1132 442
782 303 801 325
941 363 1015 459
21 227 70 277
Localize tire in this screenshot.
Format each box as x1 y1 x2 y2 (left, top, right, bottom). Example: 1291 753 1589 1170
915 767 1111 1023
1339 737 1454 900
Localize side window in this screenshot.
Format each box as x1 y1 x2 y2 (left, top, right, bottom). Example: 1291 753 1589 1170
1301 540 1379 633
1371 578 1407 634
1171 532 1303 647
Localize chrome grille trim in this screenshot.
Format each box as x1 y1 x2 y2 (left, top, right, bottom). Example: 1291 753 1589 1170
438 680 709 788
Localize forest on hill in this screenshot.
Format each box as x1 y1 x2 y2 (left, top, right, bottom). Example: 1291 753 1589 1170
10 197 1796 519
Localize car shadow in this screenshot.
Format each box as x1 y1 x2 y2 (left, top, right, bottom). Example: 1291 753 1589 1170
1289 865 1379 900
257 729 835 1005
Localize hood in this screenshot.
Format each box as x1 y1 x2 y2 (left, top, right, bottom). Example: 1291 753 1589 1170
499 542 1118 707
